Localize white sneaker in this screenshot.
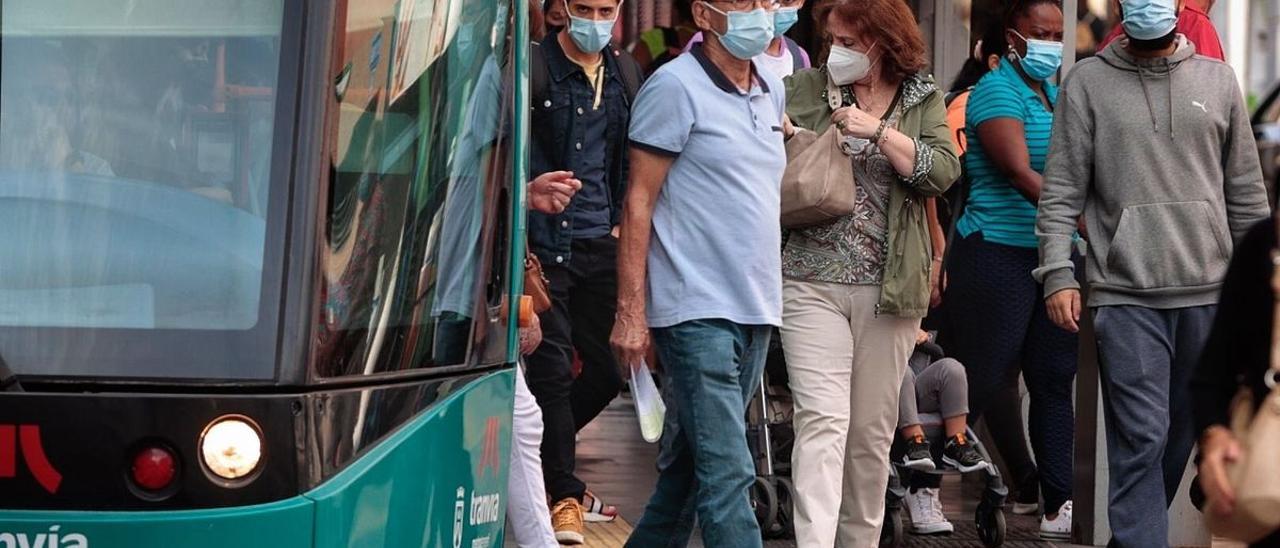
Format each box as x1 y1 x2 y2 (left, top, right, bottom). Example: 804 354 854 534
1039 500 1072 541
904 488 954 535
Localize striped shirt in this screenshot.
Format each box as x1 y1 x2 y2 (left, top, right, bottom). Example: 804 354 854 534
956 58 1057 248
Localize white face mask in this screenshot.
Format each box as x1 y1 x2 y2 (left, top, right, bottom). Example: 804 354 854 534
826 43 876 86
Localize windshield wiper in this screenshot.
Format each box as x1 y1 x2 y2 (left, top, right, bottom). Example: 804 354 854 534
0 353 22 392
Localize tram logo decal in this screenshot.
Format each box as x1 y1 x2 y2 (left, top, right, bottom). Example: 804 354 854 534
0 425 63 494
0 525 89 548
468 490 501 527
453 486 501 548
477 417 502 478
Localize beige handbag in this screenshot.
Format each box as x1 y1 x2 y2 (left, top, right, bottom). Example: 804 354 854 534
780 125 855 228
1206 222 1280 543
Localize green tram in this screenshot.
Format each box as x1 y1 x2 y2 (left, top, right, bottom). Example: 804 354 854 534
0 0 530 546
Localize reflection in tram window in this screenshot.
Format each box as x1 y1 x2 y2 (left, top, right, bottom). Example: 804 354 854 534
0 2 284 335
315 0 515 376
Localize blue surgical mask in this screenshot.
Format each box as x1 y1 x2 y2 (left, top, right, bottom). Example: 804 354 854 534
704 4 774 60
566 7 617 53
1121 0 1178 41
774 7 800 37
1010 30 1063 81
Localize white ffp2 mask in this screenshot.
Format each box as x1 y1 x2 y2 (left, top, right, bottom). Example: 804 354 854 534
827 43 876 86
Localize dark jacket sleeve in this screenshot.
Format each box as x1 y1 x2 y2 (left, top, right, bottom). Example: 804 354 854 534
1192 217 1276 434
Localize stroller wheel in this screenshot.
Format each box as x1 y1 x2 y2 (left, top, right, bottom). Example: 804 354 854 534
765 477 795 539
878 507 904 548
750 476 779 534
975 503 1007 547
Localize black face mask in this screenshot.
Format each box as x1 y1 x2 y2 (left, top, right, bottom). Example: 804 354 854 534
1127 29 1178 52
547 24 565 34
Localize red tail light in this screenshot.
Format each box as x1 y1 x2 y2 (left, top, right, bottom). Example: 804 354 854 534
131 446 177 492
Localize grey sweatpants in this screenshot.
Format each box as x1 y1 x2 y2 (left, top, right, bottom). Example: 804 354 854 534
897 357 970 429
1093 305 1215 548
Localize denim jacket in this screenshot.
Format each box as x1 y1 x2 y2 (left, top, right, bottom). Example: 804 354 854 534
528 32 633 266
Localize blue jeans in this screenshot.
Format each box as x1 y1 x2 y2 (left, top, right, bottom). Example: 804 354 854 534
625 320 771 548
1094 305 1215 548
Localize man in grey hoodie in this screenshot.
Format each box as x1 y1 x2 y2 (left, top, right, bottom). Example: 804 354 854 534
1034 0 1270 545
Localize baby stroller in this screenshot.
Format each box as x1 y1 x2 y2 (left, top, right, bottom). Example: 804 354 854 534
881 414 1008 547
746 330 797 539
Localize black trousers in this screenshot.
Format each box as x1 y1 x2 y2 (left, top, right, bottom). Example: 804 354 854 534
940 232 1079 514
524 236 624 503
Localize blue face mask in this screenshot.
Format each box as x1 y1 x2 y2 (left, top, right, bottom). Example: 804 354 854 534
566 6 617 53
773 7 799 37
1121 0 1178 41
1010 30 1063 81
704 4 774 60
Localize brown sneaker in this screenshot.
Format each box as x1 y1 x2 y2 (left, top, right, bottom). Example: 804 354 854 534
551 497 585 545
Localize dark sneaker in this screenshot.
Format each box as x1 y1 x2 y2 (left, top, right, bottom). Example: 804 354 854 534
900 435 936 472
942 433 989 473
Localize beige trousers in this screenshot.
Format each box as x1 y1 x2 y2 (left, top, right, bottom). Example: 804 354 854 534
781 280 920 548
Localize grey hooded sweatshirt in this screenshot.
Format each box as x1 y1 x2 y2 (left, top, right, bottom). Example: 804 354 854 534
1034 36 1270 309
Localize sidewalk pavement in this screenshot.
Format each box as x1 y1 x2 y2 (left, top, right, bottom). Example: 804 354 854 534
510 394 1091 547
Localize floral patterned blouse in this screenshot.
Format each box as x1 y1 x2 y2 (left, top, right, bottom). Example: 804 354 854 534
782 94 906 286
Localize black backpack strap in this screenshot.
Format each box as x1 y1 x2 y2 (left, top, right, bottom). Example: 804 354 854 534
941 153 968 268
784 37 806 72
610 44 645 105
530 40 551 109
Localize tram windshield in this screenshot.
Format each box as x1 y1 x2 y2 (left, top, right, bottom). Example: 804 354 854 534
0 0 289 380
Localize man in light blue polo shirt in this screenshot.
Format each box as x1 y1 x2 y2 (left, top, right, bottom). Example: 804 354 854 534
609 0 785 546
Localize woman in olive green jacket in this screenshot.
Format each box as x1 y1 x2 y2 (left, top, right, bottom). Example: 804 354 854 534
778 0 959 545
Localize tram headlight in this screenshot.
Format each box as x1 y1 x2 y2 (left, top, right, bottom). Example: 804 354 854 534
199 416 263 482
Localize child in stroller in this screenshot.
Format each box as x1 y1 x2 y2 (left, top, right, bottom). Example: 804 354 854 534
898 330 988 477
884 330 1006 544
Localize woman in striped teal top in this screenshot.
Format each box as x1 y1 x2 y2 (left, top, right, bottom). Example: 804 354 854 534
937 0 1078 541
956 55 1056 247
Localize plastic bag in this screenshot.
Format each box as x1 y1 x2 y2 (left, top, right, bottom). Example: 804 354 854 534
629 359 666 443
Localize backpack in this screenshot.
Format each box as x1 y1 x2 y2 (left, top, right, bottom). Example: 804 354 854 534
530 40 644 110
939 88 972 265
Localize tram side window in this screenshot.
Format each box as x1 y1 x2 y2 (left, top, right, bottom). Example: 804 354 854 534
0 1 285 332
314 0 515 376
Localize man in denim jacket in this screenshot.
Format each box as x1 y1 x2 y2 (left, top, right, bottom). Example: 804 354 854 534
524 0 643 543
